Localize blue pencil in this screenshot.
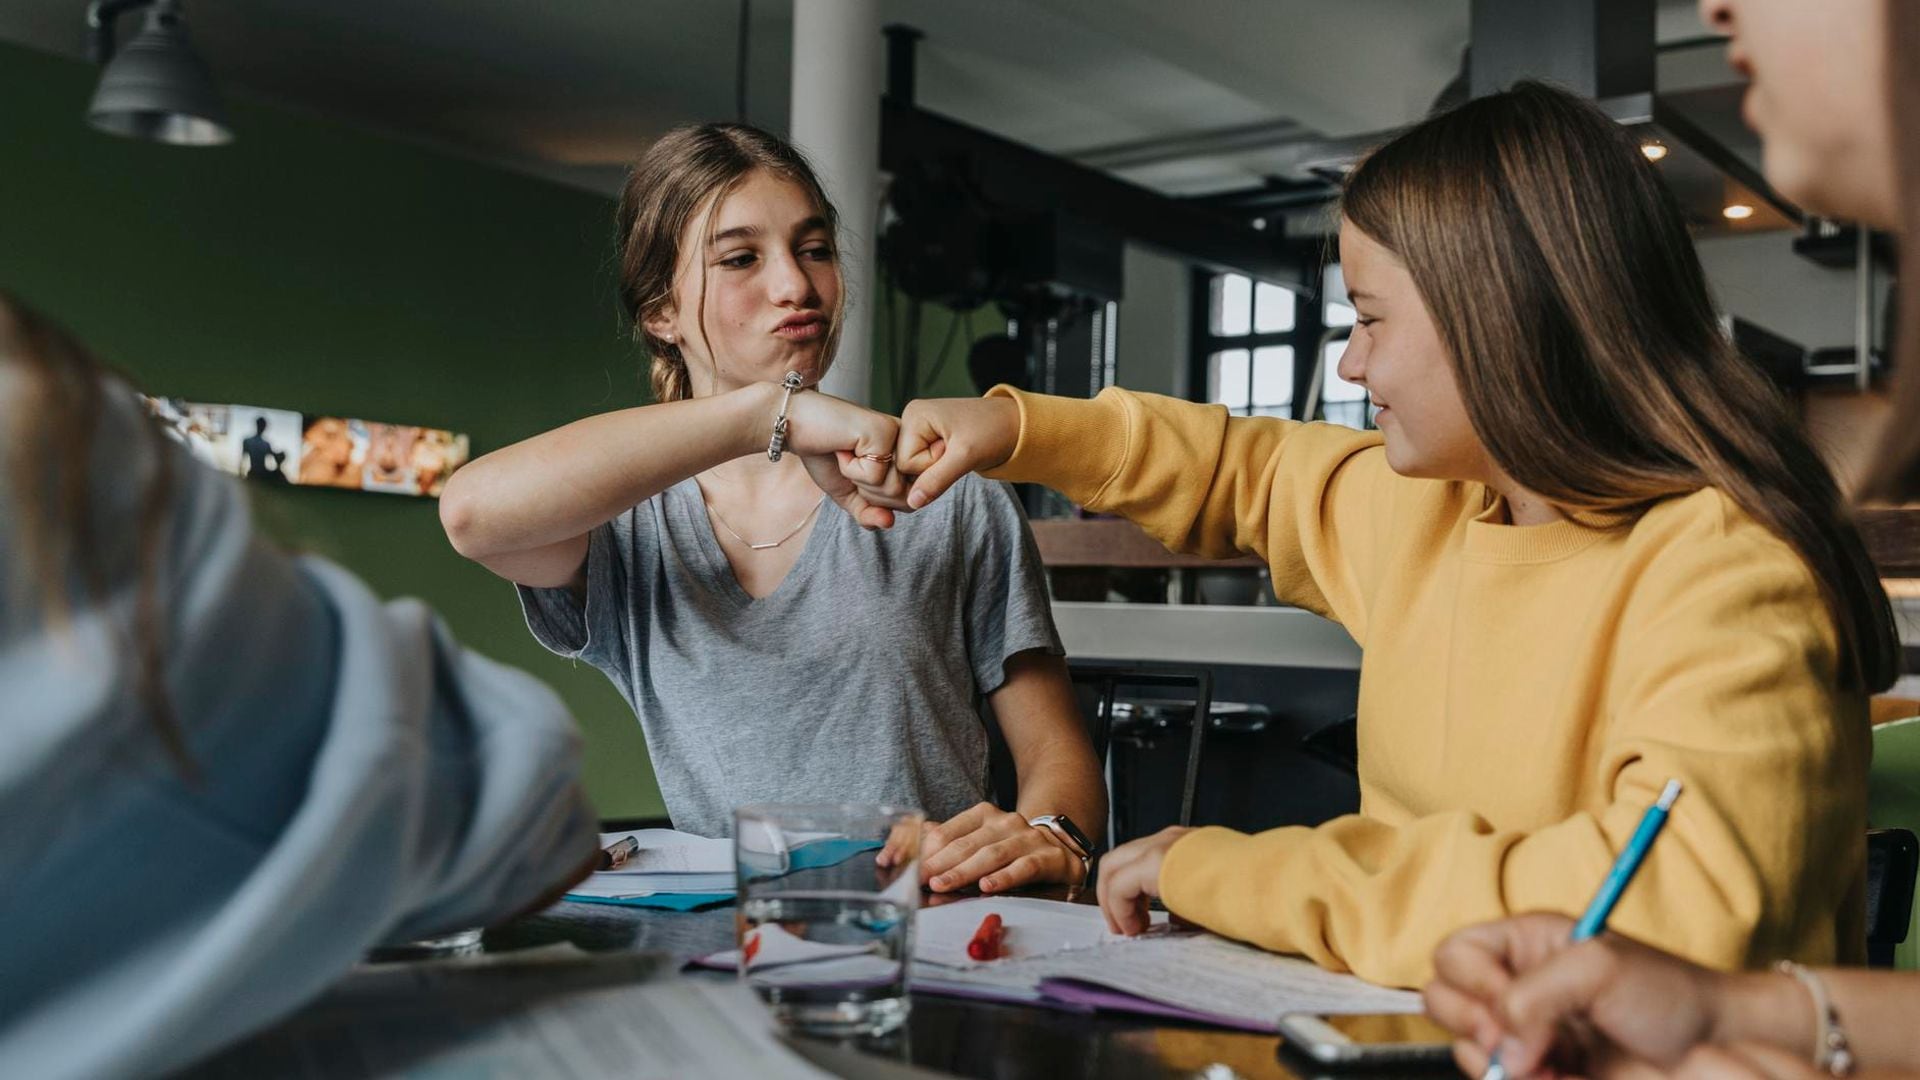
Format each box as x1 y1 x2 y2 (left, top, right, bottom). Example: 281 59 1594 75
1481 778 1683 1080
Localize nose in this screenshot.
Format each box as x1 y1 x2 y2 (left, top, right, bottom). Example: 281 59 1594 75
1334 334 1367 388
765 250 815 308
1697 0 1732 34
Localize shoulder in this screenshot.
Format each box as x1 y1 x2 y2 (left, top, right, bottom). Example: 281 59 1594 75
1627 487 1807 575
1617 487 1831 643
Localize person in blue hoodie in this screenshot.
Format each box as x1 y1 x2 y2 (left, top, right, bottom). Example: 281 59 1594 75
0 292 601 1079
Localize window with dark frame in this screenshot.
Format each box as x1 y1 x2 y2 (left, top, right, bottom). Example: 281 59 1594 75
1189 262 1373 431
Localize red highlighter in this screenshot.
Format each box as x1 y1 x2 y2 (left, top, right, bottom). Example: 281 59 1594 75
966 912 1006 961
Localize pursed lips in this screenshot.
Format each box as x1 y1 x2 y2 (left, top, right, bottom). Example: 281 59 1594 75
774 314 825 340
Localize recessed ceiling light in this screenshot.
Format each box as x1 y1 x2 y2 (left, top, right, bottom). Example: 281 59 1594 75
1723 204 1755 220
1641 142 1668 161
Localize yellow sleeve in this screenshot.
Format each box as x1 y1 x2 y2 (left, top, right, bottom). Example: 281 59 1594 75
983 386 1397 632
1157 513 1867 987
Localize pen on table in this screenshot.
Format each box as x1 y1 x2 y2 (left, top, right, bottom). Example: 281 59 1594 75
1481 778 1682 1080
597 835 639 872
967 912 1006 962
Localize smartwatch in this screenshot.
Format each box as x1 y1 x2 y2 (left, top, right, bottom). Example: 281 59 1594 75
1028 814 1096 887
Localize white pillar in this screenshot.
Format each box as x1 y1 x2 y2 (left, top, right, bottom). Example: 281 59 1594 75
789 0 882 406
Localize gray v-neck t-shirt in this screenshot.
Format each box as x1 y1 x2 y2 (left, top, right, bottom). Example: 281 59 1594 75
517 473 1062 836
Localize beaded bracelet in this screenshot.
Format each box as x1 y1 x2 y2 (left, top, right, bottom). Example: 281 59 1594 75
767 371 803 462
1777 961 1855 1077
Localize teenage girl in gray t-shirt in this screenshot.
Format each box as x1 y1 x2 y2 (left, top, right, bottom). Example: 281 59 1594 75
441 123 1106 897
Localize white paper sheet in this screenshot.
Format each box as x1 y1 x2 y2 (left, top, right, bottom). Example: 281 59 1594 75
182 947 840 1079
913 896 1168 968
937 931 1422 1029
596 829 734 874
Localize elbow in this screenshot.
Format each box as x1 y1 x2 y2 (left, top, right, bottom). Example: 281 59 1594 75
438 473 489 560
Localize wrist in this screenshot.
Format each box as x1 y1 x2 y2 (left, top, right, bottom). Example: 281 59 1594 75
728 381 785 458
983 396 1021 471
1028 814 1095 887
1711 970 1815 1051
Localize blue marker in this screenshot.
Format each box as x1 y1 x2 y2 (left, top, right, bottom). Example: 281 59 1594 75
1482 778 1682 1080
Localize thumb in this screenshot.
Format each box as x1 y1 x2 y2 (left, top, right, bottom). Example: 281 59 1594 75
907 448 971 510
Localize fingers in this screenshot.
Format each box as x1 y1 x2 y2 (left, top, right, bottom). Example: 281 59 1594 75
980 849 1061 894
919 804 985 876
875 819 922 870
1452 1039 1492 1080
800 453 897 530
895 406 946 476
895 399 981 509
1498 939 1626 1077
1098 841 1152 933
907 451 975 510
1429 914 1586 1075
1100 857 1155 936
928 836 1034 893
1424 979 1503 1056
835 450 914 511
922 803 1012 888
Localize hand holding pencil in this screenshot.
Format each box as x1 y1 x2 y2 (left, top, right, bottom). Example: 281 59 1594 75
1425 782 1708 1079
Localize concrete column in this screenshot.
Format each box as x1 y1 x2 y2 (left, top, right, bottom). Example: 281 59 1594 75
789 0 883 405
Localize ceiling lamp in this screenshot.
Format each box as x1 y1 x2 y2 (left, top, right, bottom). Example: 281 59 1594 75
86 0 232 146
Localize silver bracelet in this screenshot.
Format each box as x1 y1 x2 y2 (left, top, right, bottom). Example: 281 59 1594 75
1777 961 1855 1077
766 372 803 462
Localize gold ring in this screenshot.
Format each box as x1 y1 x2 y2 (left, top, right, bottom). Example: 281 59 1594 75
861 453 895 464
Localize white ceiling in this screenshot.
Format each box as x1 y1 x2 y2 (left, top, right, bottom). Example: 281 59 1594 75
0 0 1730 197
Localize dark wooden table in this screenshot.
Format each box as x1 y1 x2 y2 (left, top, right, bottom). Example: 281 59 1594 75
484 892 1456 1080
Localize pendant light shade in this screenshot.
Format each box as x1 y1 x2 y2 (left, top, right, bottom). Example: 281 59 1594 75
87 0 232 146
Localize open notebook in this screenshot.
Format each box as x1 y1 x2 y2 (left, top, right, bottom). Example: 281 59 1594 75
699 896 1419 1031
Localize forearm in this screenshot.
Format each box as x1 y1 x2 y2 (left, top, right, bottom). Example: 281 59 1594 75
441 382 777 560
991 651 1108 845
1011 739 1108 846
1715 969 1920 1070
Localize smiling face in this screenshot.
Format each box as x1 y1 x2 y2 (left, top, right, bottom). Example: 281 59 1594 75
1697 0 1896 227
645 169 840 396
1335 220 1496 483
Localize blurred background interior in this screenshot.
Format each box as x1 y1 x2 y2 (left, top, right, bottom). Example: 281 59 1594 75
3 0 1910 833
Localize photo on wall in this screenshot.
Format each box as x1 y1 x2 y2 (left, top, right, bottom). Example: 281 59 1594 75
297 416 367 490
231 406 303 484
144 397 468 499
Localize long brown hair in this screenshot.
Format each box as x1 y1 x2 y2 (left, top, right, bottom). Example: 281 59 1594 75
615 123 845 402
1341 81 1897 693
1855 0 1920 501
1 291 193 774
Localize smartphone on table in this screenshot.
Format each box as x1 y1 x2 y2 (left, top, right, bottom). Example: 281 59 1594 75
1275 1012 1455 1068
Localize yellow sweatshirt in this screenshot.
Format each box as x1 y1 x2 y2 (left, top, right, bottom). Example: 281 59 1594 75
985 386 1868 988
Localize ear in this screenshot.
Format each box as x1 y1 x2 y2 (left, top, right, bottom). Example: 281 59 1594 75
642 307 679 344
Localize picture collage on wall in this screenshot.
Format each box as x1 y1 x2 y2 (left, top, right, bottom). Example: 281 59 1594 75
143 397 470 499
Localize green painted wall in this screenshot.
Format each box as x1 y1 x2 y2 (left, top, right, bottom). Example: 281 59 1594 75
0 42 665 816
0 40 984 820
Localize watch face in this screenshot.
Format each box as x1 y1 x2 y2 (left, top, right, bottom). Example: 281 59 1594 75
1037 815 1093 856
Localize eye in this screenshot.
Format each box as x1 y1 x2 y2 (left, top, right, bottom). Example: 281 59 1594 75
1355 316 1379 329
719 251 757 269
799 244 835 262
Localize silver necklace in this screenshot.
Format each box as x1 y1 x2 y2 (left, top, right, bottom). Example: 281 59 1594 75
704 499 821 551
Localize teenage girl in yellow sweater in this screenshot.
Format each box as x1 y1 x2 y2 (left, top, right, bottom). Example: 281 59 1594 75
892 81 1899 988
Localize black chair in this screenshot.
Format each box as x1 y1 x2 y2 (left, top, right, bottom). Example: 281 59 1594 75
986 661 1213 848
1299 713 1360 776
1867 827 1918 968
